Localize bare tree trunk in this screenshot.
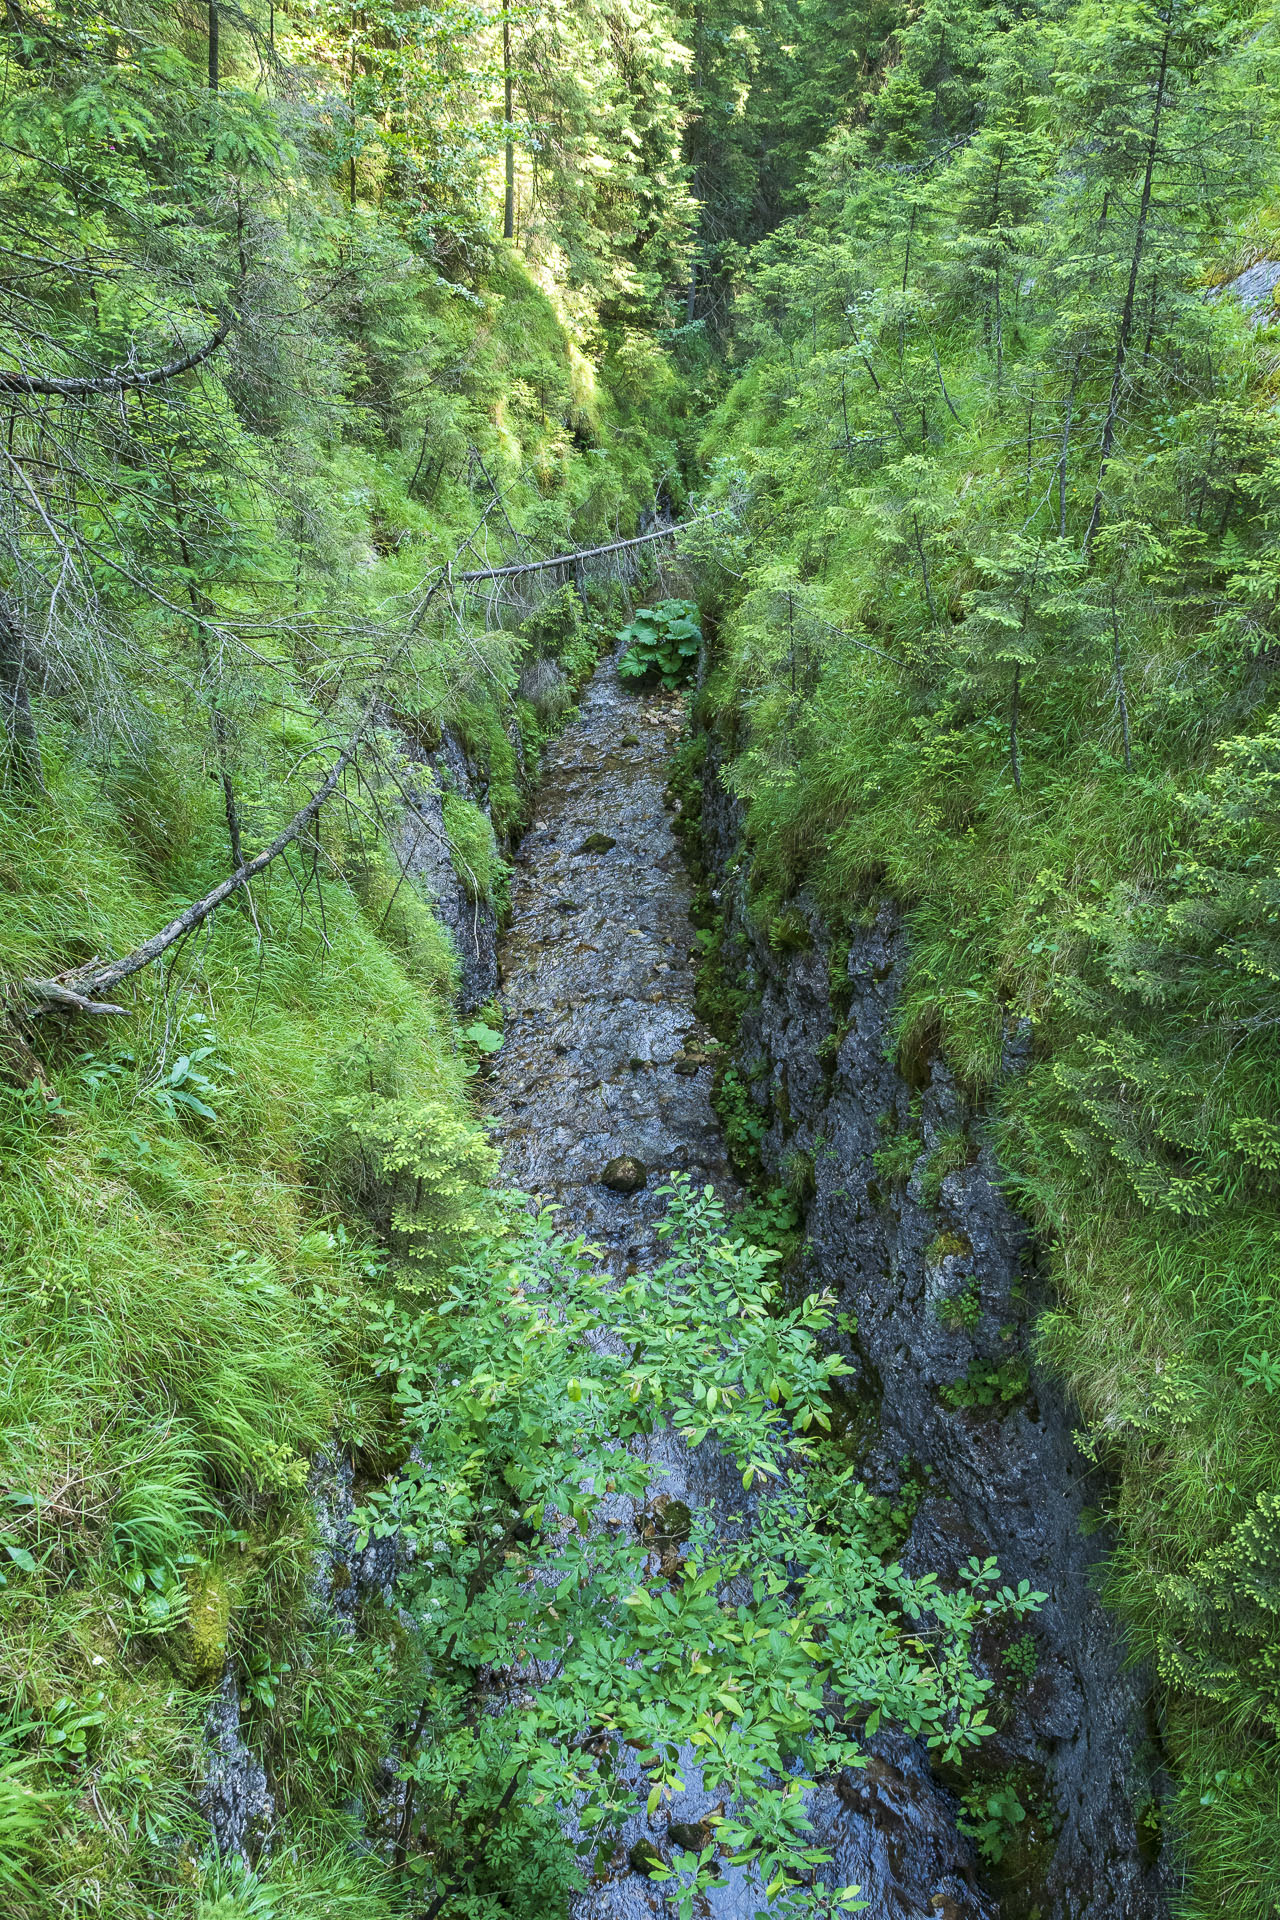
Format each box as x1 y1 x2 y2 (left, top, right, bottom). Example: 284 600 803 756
1110 584 1133 771
0 596 43 790
911 514 938 625
1009 664 1022 793
503 13 515 241
1057 352 1083 537
1083 28 1171 557
208 0 218 89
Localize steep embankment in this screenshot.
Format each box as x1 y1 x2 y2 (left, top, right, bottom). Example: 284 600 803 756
0 241 678 1911
679 0 1280 1901
679 743 1165 1917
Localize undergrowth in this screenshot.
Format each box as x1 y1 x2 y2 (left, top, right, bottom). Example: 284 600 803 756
0 243 675 1915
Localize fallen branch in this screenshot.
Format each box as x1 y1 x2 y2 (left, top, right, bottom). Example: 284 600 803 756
20 685 376 1015
0 304 238 399
452 510 724 584
11 510 721 1020
17 574 458 1019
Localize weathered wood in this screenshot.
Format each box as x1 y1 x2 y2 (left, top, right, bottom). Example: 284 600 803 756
0 595 44 788
453 511 723 584
0 308 236 399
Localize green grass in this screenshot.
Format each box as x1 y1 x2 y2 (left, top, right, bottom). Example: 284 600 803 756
0 241 676 1914
696 194 1280 1918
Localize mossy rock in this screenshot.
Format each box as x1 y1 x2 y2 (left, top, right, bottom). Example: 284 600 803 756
174 1566 234 1682
575 833 617 855
600 1155 647 1194
638 1495 693 1550
668 1817 714 1853
628 1838 666 1878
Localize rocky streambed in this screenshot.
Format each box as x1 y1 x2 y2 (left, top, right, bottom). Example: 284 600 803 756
485 653 1026 1919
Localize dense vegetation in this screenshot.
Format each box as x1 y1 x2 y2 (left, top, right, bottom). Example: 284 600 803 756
0 0 697 1910
692 1 1280 1911
6 0 1280 1911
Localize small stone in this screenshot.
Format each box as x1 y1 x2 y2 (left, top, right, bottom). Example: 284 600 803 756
668 1818 712 1853
600 1155 647 1194
554 897 581 912
628 1838 665 1878
621 733 641 747
575 833 617 855
638 1494 693 1549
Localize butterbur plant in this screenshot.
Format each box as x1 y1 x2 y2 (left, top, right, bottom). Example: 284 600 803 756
618 600 702 688
357 1178 1043 1918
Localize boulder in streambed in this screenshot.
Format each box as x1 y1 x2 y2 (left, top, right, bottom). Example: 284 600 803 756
628 1839 665 1878
600 1154 647 1194
575 832 617 855
637 1495 692 1549
668 1817 715 1855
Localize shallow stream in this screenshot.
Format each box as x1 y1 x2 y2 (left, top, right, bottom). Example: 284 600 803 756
487 655 998 1920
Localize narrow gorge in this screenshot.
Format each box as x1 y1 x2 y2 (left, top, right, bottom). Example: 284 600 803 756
5 0 1280 1911
454 637 1166 1917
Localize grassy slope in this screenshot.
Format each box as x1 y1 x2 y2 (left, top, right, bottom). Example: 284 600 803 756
0 241 677 1917
695 181 1280 1920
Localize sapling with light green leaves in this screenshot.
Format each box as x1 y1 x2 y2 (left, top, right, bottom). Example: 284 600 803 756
357 1176 1043 1918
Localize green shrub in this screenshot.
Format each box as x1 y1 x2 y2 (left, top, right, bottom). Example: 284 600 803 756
618 600 702 689
941 1357 1030 1412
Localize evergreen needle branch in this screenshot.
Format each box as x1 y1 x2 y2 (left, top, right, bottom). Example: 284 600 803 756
0 284 244 397
17 574 452 1018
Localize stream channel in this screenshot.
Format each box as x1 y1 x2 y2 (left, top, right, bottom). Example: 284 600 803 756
487 652 1002 1920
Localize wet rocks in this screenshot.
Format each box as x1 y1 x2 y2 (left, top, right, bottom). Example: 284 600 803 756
199 1670 274 1864
628 1838 666 1877
697 748 1167 1920
600 1154 647 1194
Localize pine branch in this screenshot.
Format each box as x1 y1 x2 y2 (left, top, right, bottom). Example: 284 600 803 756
0 302 239 399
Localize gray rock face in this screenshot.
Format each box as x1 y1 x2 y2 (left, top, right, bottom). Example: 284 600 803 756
390 725 501 1012
199 1671 274 1864
307 1447 401 1631
1217 257 1280 323
699 757 1167 1920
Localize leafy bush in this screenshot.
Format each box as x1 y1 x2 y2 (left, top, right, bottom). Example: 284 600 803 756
357 1178 1043 1918
959 1782 1027 1865
941 1357 1030 1412
618 600 702 688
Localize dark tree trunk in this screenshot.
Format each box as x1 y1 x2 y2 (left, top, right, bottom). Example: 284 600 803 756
0 597 44 790
503 14 515 241
1083 28 1171 556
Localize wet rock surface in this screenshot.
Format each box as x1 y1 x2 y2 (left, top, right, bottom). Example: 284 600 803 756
490 660 731 1260
199 1670 274 1864
697 753 1168 1920
388 722 501 1011
307 1447 399 1630
489 654 995 1920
